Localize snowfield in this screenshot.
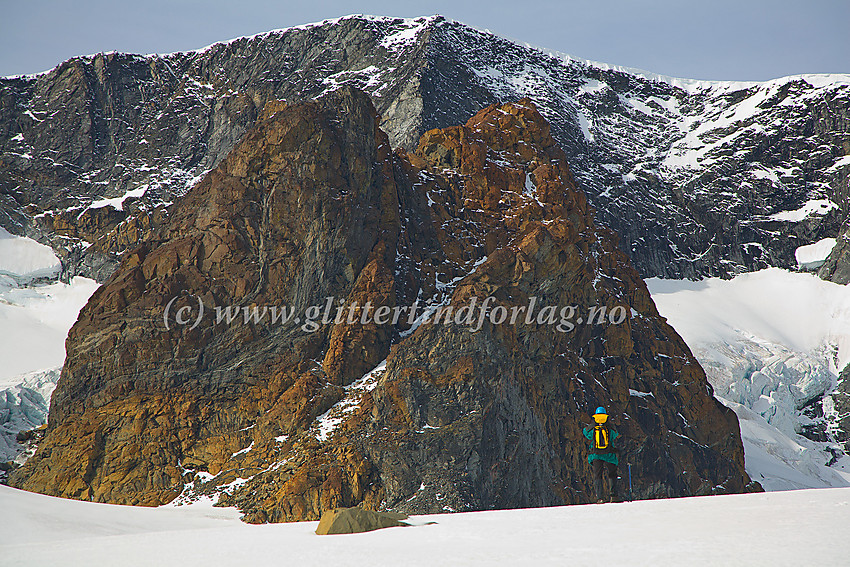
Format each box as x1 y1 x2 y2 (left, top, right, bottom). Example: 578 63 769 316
1 484 849 566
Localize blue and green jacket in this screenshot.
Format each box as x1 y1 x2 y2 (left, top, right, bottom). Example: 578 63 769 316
583 425 619 465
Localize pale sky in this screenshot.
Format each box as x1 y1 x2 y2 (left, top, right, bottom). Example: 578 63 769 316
1 0 848 81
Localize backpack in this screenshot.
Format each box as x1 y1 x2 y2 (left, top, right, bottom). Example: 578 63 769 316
593 424 611 452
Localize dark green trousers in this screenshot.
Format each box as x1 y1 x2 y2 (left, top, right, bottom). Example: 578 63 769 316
592 458 618 501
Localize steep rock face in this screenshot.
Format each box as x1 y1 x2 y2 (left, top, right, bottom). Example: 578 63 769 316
0 17 433 282
10 87 398 504
11 89 752 519
1 16 847 282
819 221 850 284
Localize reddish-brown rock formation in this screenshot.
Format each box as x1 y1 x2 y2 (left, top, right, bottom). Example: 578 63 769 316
11 87 754 520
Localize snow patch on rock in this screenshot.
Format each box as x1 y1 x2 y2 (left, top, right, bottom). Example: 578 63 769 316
796 237 837 270
770 199 838 222
313 359 386 442
88 186 147 212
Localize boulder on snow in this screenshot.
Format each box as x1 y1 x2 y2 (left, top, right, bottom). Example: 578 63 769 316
315 507 409 535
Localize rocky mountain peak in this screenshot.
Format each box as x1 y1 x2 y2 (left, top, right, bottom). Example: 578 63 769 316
10 88 754 520
2 15 847 283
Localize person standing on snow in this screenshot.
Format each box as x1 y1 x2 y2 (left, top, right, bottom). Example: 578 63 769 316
583 406 620 503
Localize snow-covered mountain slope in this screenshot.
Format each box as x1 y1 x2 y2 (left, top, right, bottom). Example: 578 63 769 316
425 23 850 280
1 15 847 281
0 241 98 464
2 483 849 566
0 369 58 465
648 269 850 490
721 398 850 491
0 227 61 283
0 274 98 383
